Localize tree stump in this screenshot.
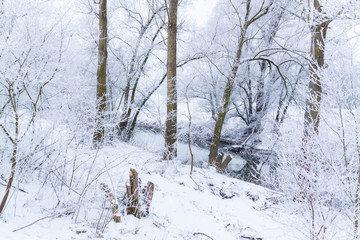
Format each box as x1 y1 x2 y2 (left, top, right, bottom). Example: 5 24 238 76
219 154 232 173
126 169 140 217
213 152 232 173
126 168 154 218
215 152 224 168
145 181 154 215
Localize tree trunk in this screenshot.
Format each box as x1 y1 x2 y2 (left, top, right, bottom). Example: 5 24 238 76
118 81 130 134
0 141 17 215
304 13 329 138
239 155 261 183
0 114 18 215
163 0 178 160
93 0 108 147
300 0 331 196
209 37 245 165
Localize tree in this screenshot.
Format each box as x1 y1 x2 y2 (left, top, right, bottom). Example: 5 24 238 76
233 5 285 144
208 0 273 165
93 0 108 147
0 0 63 214
107 0 199 142
111 1 166 141
163 0 178 160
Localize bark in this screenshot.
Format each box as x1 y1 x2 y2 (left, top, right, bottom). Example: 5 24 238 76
127 71 168 141
119 82 130 133
186 95 194 174
304 10 330 138
118 11 160 136
93 0 108 147
215 152 224 168
239 155 261 183
210 151 233 174
164 0 178 160
273 70 301 134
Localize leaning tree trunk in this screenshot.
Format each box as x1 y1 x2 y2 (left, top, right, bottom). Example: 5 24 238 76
163 0 178 160
300 0 331 197
93 0 108 147
209 76 237 165
122 24 164 141
209 35 246 165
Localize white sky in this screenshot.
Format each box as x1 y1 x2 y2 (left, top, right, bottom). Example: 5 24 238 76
185 0 219 28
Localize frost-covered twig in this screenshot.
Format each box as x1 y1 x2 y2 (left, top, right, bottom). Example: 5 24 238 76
240 236 263 240
189 176 202 191
12 214 59 232
193 232 215 240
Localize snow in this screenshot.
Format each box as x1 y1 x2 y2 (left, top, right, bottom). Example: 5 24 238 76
0 139 301 240
1 0 358 239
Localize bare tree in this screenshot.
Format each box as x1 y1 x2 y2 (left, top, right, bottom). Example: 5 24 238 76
208 0 272 165
0 76 57 214
126 56 201 140
294 1 332 239
113 2 166 140
107 0 201 143
0 1 63 214
234 6 285 144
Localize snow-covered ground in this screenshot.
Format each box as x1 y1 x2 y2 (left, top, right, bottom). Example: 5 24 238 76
0 139 304 240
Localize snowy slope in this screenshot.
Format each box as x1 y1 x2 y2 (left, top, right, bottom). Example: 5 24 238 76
0 140 302 240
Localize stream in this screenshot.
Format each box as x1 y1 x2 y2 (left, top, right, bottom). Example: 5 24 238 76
131 129 247 172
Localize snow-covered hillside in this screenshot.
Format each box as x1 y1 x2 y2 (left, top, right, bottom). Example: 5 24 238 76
0 140 303 240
